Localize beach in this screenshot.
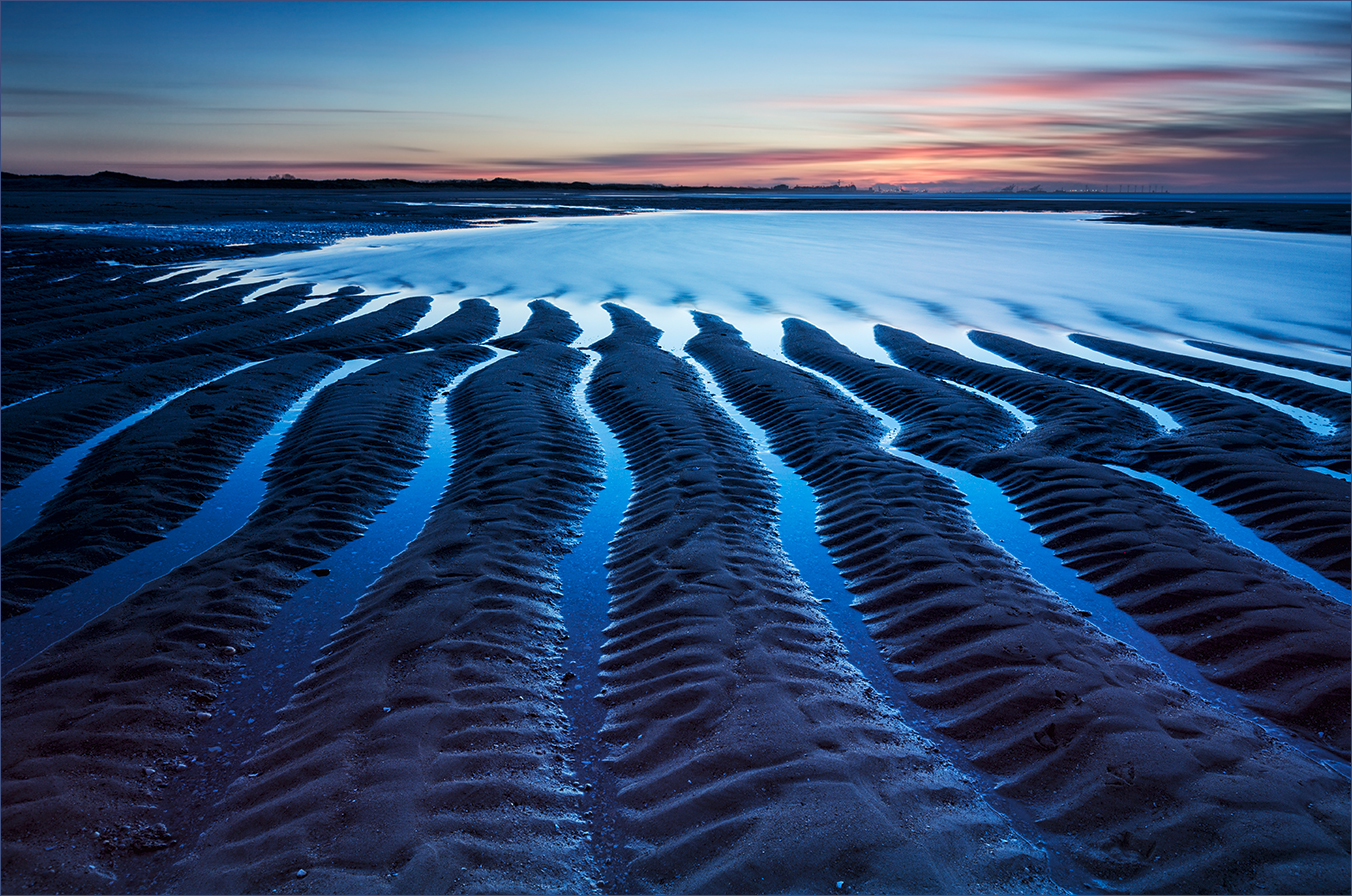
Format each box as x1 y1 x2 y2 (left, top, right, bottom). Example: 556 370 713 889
2 187 1348 894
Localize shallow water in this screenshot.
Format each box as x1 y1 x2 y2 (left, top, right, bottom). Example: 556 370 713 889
3 210 1348 893
0 360 372 674
1105 463 1350 603
201 210 1349 364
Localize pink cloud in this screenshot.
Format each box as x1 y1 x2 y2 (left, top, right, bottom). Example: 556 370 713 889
963 66 1272 100
17 62 1342 191
477 103 1348 191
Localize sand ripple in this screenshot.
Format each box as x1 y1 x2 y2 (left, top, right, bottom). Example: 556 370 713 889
973 333 1351 575
1 277 285 405
1 235 1347 895
1 346 489 894
1 353 247 493
0 354 342 619
1184 338 1352 382
240 295 432 360
1 269 218 352
1070 334 1350 434
587 304 1059 894
173 302 603 895
690 312 1350 892
787 323 1351 758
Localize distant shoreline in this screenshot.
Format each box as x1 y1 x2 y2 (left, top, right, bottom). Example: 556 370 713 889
4 174 1348 237
4 170 1348 199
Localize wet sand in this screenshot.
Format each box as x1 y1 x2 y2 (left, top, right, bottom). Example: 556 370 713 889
586 305 1056 894
786 322 1350 758
173 303 599 895
690 313 1348 891
2 194 1348 894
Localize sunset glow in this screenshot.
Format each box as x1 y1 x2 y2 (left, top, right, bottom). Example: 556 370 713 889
2 0 1348 190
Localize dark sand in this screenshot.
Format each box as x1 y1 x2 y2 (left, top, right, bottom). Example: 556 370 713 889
1 276 285 406
878 327 1350 587
585 305 1056 894
1 354 342 618
785 323 1350 758
2 189 1348 894
174 303 601 895
689 313 1349 892
3 345 491 893
1183 338 1352 381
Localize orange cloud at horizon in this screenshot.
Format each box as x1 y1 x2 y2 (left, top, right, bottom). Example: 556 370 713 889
147 57 1342 191
5 2 1345 192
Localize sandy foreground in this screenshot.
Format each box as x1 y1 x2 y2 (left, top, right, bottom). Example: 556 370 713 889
1 195 1349 895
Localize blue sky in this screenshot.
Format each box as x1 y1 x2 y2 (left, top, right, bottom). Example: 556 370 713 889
2 1 1347 189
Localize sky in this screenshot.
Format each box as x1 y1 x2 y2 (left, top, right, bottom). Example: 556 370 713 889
1 1 1348 190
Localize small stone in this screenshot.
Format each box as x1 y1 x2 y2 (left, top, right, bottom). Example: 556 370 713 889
143 767 156 776
221 646 236 655
197 643 206 649
837 882 844 890
195 711 213 721
296 869 307 878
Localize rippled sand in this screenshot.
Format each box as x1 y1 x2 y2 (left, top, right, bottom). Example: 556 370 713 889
2 198 1348 894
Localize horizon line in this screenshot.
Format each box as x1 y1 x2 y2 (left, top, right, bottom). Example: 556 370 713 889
4 170 1349 196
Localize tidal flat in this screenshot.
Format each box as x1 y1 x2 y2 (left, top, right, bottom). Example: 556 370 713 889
2 185 1349 895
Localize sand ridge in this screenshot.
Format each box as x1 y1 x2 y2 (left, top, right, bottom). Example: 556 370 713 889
0 269 231 353
0 282 375 495
586 303 1061 894
0 276 287 405
1 352 248 493
241 295 432 360
0 353 343 619
785 323 1351 758
342 296 500 357
1068 333 1351 433
872 328 1161 458
173 301 604 895
1 208 1347 893
1183 338 1351 382
963 331 1351 583
1 345 491 894
687 311 1351 893
780 318 1023 466
116 289 372 366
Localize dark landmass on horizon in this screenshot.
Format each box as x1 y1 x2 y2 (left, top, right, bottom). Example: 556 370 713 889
4 170 1349 237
